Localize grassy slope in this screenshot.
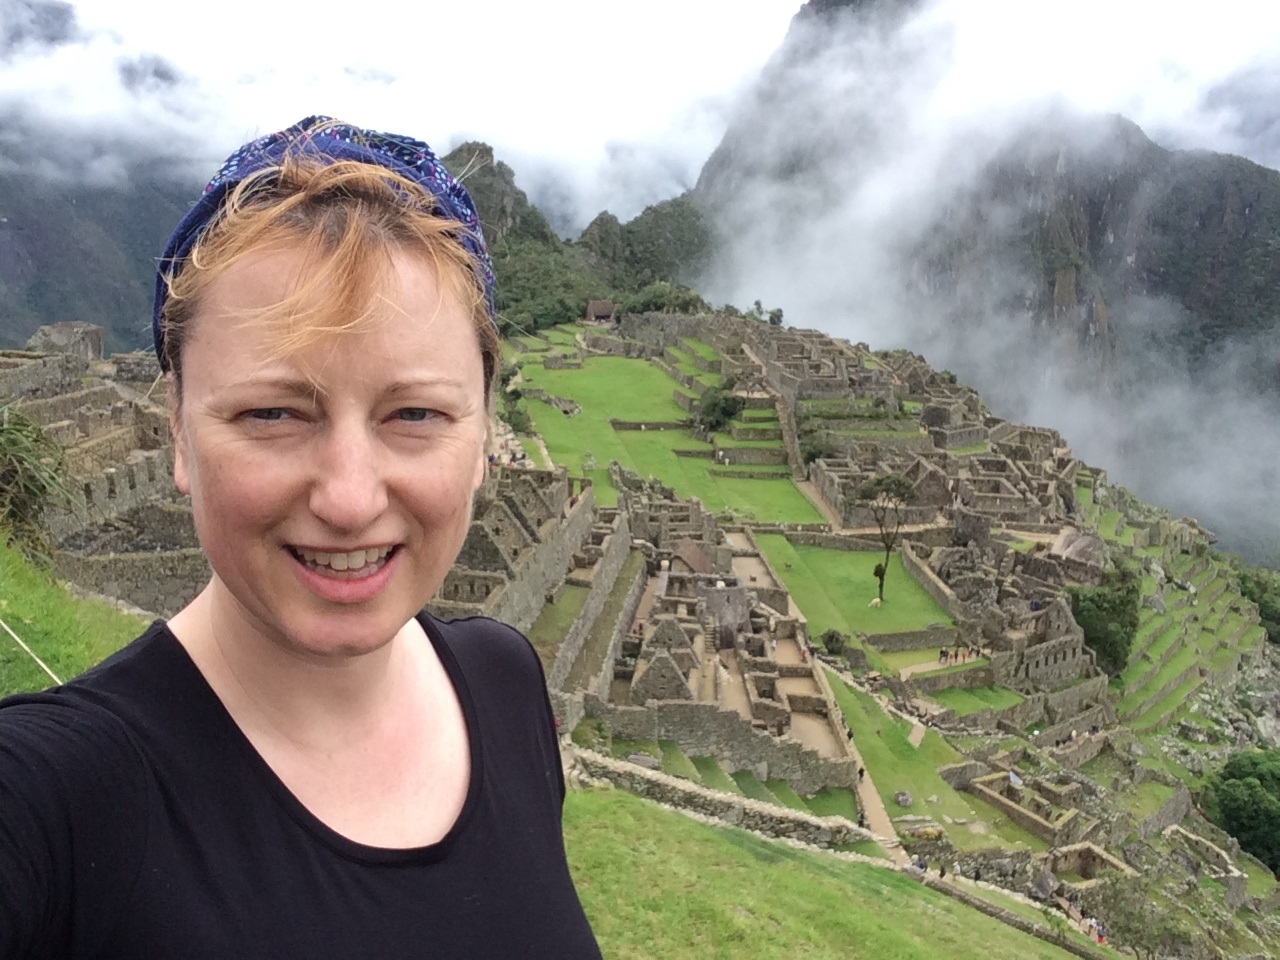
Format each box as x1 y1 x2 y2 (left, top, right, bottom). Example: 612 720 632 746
520 355 820 521
0 539 147 694
564 788 1076 960
756 535 953 673
827 671 1048 853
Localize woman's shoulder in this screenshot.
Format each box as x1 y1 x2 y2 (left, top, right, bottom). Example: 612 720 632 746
422 612 543 676
0 619 204 770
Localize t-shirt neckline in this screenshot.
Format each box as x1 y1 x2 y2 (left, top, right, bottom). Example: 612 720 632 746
153 612 485 866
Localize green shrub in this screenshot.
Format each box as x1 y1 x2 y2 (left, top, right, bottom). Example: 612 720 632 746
1066 568 1140 675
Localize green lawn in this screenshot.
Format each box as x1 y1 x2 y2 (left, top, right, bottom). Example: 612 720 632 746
881 647 948 672
805 786 859 821
659 740 704 782
932 686 1025 717
680 337 721 363
564 789 1079 960
826 671 1048 852
522 356 819 521
0 538 147 695
756 537 953 671
764 779 811 812
691 756 743 795
732 769 780 804
525 583 590 668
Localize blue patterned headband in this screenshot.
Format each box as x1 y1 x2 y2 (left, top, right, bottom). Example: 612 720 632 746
153 115 495 370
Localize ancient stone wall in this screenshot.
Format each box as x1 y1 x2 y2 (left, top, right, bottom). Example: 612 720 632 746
864 624 958 652
573 750 872 848
1136 784 1193 839
46 450 176 542
587 557 649 699
485 487 598 633
782 530 885 552
911 664 996 695
583 694 857 795
14 386 120 426
713 443 788 466
0 352 86 396
546 516 632 692
126 503 200 548
901 541 968 620
53 548 210 617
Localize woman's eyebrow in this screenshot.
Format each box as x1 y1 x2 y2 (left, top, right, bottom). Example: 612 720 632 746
384 376 471 394
221 377 322 397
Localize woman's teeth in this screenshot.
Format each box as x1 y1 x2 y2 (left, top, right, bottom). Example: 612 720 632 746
294 546 394 578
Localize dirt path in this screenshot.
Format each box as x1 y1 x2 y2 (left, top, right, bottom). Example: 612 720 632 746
797 479 844 528
841 736 910 866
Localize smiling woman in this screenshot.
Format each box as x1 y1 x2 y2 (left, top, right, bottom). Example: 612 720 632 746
0 117 600 959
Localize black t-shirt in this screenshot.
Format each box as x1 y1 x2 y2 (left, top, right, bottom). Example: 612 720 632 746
0 613 601 959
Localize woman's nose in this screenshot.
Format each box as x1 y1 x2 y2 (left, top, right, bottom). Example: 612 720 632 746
308 421 389 531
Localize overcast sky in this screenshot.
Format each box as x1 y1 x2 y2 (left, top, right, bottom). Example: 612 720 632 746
3 0 1279 224
6 0 798 224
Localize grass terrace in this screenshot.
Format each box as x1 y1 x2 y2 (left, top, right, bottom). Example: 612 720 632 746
827 673 1049 853
0 538 146 695
524 583 590 669
563 789 1078 960
756 536 953 671
680 337 721 363
521 356 820 521
932 686 1025 717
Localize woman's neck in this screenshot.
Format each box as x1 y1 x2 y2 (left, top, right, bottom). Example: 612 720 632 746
168 579 427 753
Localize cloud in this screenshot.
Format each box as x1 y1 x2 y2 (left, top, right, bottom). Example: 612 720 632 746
701 0 1280 562
0 0 798 220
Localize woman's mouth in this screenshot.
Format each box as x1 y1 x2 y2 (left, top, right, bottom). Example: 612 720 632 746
288 545 398 579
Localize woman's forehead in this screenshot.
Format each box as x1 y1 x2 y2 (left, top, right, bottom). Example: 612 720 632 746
184 249 484 388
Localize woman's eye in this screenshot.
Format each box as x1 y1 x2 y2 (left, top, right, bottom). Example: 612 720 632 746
246 408 291 422
395 408 437 423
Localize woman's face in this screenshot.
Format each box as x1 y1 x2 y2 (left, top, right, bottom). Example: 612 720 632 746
170 246 488 659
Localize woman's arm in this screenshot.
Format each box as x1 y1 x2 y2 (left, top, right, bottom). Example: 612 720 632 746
0 699 147 959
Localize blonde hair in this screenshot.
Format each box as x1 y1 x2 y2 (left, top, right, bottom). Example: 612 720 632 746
161 153 500 398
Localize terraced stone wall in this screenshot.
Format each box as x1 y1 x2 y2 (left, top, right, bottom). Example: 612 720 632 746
573 749 871 849
582 693 858 795
0 352 85 396
53 547 209 617
546 513 633 693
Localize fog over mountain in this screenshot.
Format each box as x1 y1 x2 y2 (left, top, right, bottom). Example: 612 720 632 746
695 0 1280 564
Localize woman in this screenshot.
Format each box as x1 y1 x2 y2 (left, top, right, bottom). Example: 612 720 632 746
0 117 601 958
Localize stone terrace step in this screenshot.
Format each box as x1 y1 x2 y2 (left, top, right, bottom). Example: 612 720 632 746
1124 625 1188 695
1121 648 1201 719
1133 673 1207 733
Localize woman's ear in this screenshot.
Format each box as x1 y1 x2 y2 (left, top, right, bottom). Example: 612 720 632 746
167 374 191 495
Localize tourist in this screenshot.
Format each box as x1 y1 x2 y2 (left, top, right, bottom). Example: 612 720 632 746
0 118 600 958
857 765 865 782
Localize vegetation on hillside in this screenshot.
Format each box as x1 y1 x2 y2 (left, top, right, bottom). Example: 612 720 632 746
0 537 145 695
1209 749 1280 874
0 405 73 563
1066 569 1140 675
441 144 715 334
1232 562 1280 644
565 788 1078 960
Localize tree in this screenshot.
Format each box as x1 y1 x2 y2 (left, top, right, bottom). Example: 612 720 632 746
695 383 745 433
767 307 784 326
0 405 73 563
1090 877 1195 960
855 474 915 602
1212 748 1280 872
1065 568 1140 675
819 629 848 656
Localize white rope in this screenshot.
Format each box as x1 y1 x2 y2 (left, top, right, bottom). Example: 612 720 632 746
0 615 62 685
